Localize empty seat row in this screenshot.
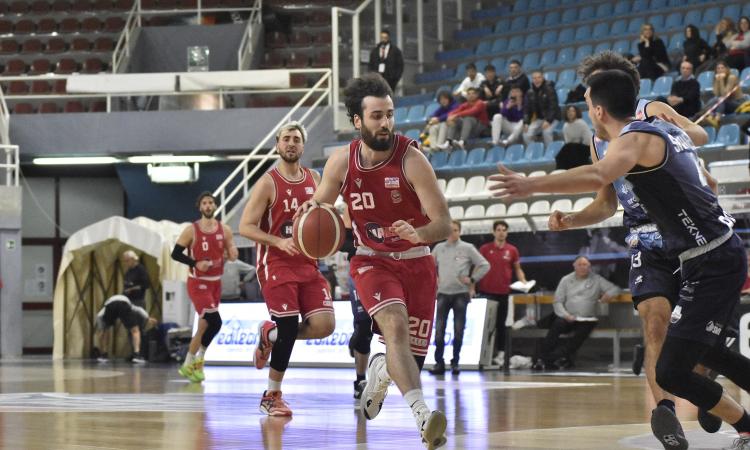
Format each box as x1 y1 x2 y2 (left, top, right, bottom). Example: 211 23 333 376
3 79 66 95
428 143 565 172
0 16 125 35
1 57 106 75
266 31 332 49
447 197 594 219
260 51 332 69
0 0 133 15
0 37 114 54
12 99 106 113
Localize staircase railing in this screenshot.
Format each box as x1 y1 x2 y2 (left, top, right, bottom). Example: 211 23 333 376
213 69 332 222
237 0 263 70
112 2 139 73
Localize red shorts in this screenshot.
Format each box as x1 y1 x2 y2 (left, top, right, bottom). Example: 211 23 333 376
349 255 437 356
187 277 221 317
260 265 334 320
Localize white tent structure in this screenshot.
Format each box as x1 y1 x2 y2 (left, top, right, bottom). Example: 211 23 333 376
52 216 189 359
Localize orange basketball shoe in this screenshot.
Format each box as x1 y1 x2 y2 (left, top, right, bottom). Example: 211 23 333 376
259 390 293 416
254 320 276 369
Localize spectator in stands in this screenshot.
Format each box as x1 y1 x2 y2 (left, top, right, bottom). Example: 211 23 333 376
429 220 489 375
368 29 404 92
480 64 503 117
532 256 620 371
562 105 591 145
699 17 737 73
453 63 486 101
500 60 530 101
221 259 256 301
667 61 701 119
424 91 458 152
682 24 711 72
726 16 750 71
491 86 525 146
710 60 744 117
477 220 529 368
441 87 489 150
523 71 560 146
633 23 670 81
121 250 150 309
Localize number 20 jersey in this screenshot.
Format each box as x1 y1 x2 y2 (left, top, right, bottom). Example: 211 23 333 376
341 134 431 252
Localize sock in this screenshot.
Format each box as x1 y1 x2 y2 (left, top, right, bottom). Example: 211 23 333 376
268 327 278 343
196 346 206 359
732 410 750 434
268 379 282 392
356 374 366 383
183 352 195 367
657 399 676 413
404 389 430 419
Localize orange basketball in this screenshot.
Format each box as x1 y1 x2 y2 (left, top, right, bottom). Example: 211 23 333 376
293 204 346 259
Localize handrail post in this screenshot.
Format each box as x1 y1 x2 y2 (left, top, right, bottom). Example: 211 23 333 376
437 0 444 52
353 14 360 79
417 0 424 73
374 0 381 43
332 7 340 130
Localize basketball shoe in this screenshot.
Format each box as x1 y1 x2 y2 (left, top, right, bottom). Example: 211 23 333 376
255 320 276 370
259 390 292 416
192 357 205 382
417 410 447 449
651 405 688 450
178 361 200 383
360 353 391 420
354 380 367 400
725 435 750 450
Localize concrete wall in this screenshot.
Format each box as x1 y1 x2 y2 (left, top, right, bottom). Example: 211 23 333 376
0 186 22 357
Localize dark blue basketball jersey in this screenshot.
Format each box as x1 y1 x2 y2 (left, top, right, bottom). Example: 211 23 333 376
620 119 734 257
592 99 652 228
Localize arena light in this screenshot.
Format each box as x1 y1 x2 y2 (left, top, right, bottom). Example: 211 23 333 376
128 155 215 164
33 156 120 165
147 163 199 184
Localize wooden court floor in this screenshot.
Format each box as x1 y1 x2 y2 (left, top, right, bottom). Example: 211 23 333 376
0 359 743 449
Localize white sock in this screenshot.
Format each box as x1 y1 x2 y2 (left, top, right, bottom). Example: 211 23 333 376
404 389 430 419
268 379 282 392
183 352 195 367
196 346 206 359
268 327 278 343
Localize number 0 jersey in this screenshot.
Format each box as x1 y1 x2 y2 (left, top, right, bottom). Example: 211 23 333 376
341 134 431 253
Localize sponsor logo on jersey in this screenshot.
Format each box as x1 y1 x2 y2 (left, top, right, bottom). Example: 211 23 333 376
357 265 374 274
385 177 400 189
282 303 288 311
635 275 643 285
354 178 362 188
373 292 381 302
391 190 402 204
216 233 223 240
705 321 723 335
670 305 682 324
677 209 708 246
286 189 292 196
281 220 294 238
305 187 314 195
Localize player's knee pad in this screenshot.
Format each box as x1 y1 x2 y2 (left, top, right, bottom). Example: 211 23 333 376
201 312 223 347
656 337 723 410
349 320 373 356
269 315 299 373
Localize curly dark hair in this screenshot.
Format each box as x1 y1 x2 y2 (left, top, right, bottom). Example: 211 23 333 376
195 191 217 208
577 51 640 91
343 73 393 125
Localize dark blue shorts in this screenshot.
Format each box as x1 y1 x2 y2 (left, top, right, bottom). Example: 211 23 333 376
668 234 748 346
349 275 371 324
628 242 681 310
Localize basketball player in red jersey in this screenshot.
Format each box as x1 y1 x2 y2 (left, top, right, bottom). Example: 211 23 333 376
297 74 451 449
171 192 238 382
239 121 335 417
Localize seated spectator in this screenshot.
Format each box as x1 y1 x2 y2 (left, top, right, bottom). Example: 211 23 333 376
565 83 586 104
480 64 503 117
710 60 744 117
453 63 485 101
491 86 524 146
562 105 592 145
682 24 711 71
500 60 530 101
726 16 750 71
633 23 670 80
441 87 488 150
523 71 560 146
221 259 256 301
423 91 457 152
667 61 701 118
532 256 620 371
699 17 736 73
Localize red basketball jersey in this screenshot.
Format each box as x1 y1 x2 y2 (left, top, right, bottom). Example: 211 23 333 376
341 134 430 252
256 167 318 281
189 221 225 278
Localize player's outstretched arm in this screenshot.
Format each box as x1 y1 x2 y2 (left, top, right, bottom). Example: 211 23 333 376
238 175 299 256
646 101 708 146
398 147 452 243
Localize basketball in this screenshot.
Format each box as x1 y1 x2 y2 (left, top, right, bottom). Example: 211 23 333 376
293 204 346 259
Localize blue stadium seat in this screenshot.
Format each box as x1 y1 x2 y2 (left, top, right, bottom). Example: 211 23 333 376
701 7 720 26
664 12 683 31
481 146 505 168
524 34 542 49
446 149 468 170
491 38 508 54
556 88 568 105
596 3 613 18
684 9 702 27
435 48 473 61
650 76 673 97
475 41 493 56
578 5 595 21
510 16 527 32
716 124 741 146
504 144 525 163
558 28 575 44
454 63 468 78
430 151 449 170
650 14 664 31
424 102 439 118
557 69 576 90
744 3 750 17
561 8 578 24
474 59 489 71
741 67 750 84
574 45 592 64
542 141 565 162
513 0 529 12
523 52 540 70
594 42 611 54
668 33 684 52
667 0 682 6
528 14 544 29
627 17 645 35
507 35 525 52
722 5 740 22
544 11 561 27
404 128 421 141
494 18 510 34
491 57 506 70
697 70 714 94
529 0 545 9
544 70 557 83
574 25 591 42
639 79 653 97
611 19 628 36
404 104 426 125
463 147 486 168
630 39 639 55
614 0 631 15
541 50 557 68
434 85 451 99
541 30 558 46
592 23 609 40
703 126 716 144
544 0 560 8
521 142 545 162
650 0 667 10
632 0 648 11
455 27 492 41
613 39 631 55
394 106 409 125
556 48 575 67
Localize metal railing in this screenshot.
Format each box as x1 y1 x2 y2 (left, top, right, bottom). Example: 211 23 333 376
237 0 263 70
0 144 20 187
112 2 140 73
213 69 332 222
0 81 10 145
138 0 259 24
